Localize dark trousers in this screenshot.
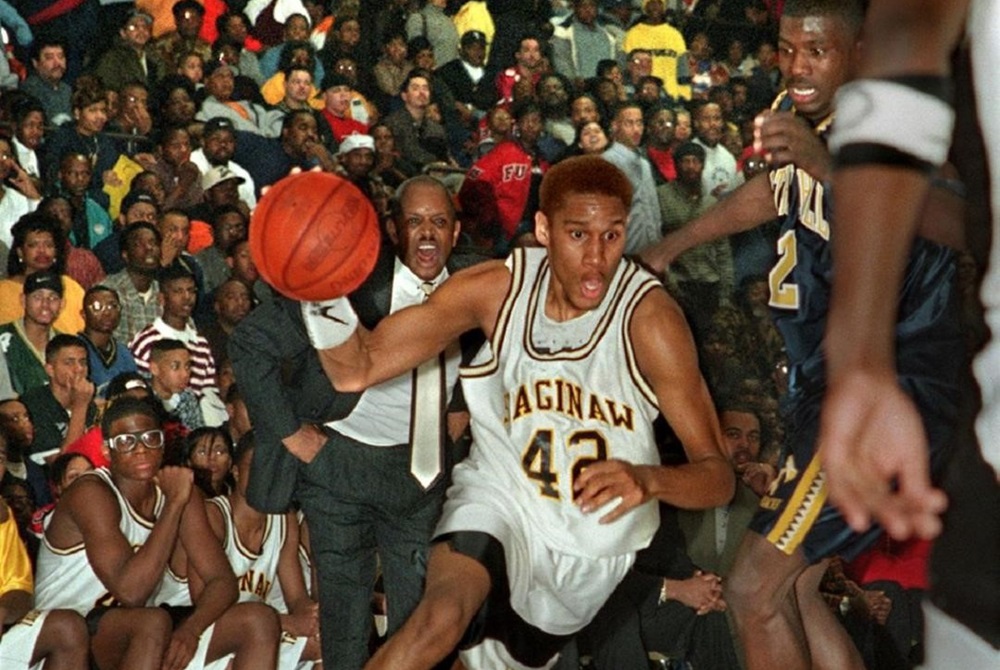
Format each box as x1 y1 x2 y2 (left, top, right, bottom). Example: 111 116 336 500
296 429 447 669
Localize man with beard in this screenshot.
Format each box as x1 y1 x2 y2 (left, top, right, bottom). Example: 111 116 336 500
692 100 742 198
234 110 337 194
640 2 966 667
231 176 477 668
20 37 72 126
189 118 258 212
537 74 574 146
459 99 548 253
384 70 451 168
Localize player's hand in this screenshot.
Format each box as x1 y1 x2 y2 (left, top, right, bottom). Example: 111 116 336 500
819 369 947 540
637 231 686 276
161 626 199 670
282 424 327 464
573 460 651 524
282 602 320 637
754 110 832 182
156 466 194 508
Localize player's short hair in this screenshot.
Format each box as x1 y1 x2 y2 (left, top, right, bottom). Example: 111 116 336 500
101 396 161 434
539 156 633 217
783 0 865 36
45 333 86 363
150 338 189 363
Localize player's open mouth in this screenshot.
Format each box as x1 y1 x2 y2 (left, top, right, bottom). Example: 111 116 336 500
789 86 817 103
581 278 603 300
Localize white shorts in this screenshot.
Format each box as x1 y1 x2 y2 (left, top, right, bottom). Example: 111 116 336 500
278 631 314 670
184 622 233 670
437 487 635 637
922 602 1000 669
0 610 47 670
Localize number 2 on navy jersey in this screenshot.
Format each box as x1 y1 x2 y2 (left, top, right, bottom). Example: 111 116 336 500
521 428 608 499
769 230 800 309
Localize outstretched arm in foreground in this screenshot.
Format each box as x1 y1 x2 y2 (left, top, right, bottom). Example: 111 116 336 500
819 0 970 540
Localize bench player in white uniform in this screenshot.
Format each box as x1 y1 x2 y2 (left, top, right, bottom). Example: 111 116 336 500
302 155 735 669
0 489 88 670
33 397 282 670
205 433 320 669
820 0 1000 667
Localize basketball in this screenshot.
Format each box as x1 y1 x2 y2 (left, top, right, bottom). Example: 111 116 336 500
250 171 381 301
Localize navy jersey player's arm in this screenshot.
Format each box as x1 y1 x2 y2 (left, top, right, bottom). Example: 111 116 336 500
820 0 969 540
317 260 511 392
638 173 778 275
574 288 735 522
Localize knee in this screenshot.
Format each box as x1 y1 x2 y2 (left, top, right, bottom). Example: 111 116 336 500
41 609 89 655
228 602 281 647
127 607 173 649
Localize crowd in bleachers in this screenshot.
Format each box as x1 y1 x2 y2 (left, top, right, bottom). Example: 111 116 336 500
0 1 984 668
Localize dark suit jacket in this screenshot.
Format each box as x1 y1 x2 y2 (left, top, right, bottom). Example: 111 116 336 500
229 243 484 512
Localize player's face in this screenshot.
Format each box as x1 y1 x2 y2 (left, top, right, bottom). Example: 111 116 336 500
719 410 761 466
46 345 88 389
23 288 62 327
388 183 460 281
161 277 197 322
0 401 34 447
778 14 858 122
189 434 232 486
154 349 193 395
108 412 162 480
535 192 627 320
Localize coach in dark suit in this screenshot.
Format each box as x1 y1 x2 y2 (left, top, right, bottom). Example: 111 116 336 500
230 175 483 668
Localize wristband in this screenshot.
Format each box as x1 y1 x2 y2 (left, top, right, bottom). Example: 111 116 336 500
830 78 955 171
301 297 359 349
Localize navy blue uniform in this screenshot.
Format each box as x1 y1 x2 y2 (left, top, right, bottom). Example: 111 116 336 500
748 98 965 562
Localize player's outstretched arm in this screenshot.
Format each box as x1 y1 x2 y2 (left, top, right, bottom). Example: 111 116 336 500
637 173 776 274
574 289 734 522
314 260 510 392
820 0 968 540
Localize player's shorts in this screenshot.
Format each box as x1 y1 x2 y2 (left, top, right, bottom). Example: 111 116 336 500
0 609 47 670
749 385 956 564
278 631 314 670
436 521 633 668
748 396 884 563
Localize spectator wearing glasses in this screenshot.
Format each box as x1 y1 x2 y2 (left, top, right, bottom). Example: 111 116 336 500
77 284 138 399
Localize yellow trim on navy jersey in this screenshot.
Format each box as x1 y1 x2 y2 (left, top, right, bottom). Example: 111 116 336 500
765 455 828 555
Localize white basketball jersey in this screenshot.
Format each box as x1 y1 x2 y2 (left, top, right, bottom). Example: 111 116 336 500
207 496 287 610
455 248 662 557
969 0 1000 477
35 468 164 614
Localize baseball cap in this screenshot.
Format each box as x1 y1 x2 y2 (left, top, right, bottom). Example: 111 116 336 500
24 269 64 297
317 72 353 93
121 190 159 214
203 117 237 139
338 133 375 155
202 165 245 191
460 31 487 47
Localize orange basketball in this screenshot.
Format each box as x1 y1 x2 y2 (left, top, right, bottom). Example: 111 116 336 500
250 172 381 301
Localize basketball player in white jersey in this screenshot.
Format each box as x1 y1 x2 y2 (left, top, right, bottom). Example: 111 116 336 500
301 155 735 669
819 0 1000 666
205 433 320 669
33 398 282 670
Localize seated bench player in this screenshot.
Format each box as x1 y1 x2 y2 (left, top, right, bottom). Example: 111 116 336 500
33 397 281 670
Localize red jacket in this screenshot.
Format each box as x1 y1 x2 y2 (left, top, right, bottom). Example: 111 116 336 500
459 140 548 243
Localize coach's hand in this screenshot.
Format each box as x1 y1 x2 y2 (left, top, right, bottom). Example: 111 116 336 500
574 459 651 523
283 424 327 464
